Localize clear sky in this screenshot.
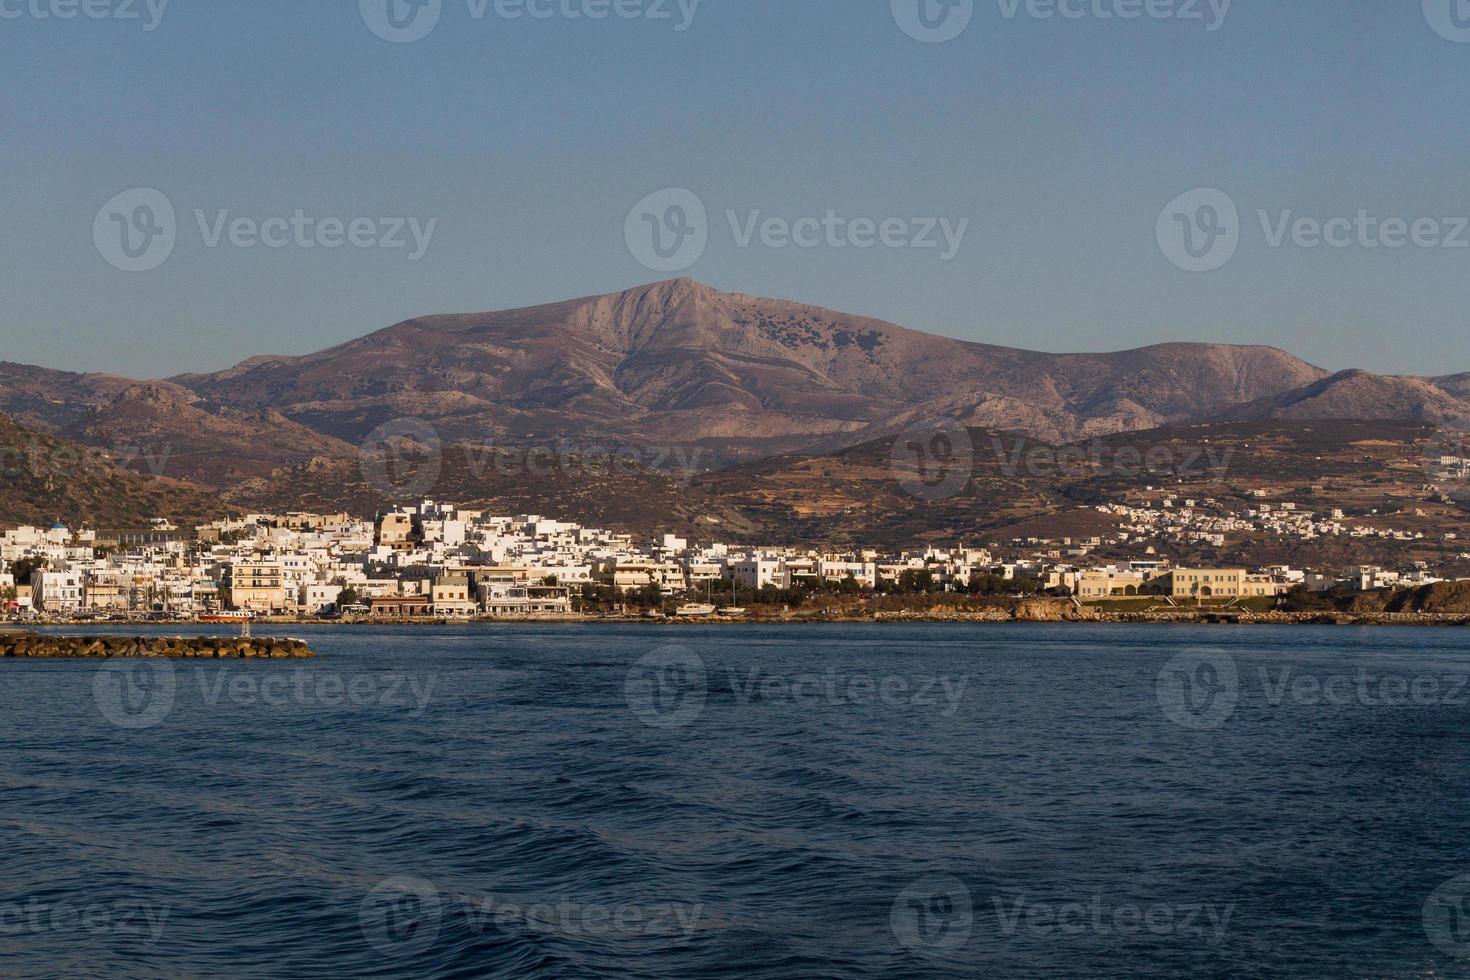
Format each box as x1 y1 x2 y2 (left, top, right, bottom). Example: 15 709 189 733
2 0 1467 378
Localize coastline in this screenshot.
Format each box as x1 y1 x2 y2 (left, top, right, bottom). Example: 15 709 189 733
17 609 1470 628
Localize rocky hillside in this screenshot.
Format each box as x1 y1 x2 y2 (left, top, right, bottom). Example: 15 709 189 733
170 279 1330 460
0 411 222 527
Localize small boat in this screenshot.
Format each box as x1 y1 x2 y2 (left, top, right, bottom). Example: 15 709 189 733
674 603 717 617
200 611 254 623
716 607 747 617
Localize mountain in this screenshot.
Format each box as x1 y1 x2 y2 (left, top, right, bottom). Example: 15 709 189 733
69 384 359 486
0 411 222 527
1218 369 1470 424
171 279 1331 461
3 280 1463 510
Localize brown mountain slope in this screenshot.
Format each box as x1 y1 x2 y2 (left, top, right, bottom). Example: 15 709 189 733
1216 370 1470 424
691 418 1470 561
172 279 1330 461
69 384 359 486
0 412 223 527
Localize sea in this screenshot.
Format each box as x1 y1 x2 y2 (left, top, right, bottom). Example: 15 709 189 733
2 623 1469 978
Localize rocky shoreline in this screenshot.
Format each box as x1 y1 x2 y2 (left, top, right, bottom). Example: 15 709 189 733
0 633 316 659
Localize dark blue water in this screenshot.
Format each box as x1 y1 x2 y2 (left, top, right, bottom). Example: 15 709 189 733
3 624 1470 978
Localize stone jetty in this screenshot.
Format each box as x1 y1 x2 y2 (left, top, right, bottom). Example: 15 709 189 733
0 633 315 659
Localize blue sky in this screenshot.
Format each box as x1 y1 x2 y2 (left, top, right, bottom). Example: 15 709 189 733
3 0 1468 377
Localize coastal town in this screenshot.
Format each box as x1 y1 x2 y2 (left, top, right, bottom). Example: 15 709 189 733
0 496 1463 622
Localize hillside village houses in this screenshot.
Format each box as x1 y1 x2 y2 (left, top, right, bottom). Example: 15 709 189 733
0 498 1459 619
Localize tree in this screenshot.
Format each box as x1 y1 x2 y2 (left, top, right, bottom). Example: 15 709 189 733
897 569 936 594
338 586 361 607
8 557 42 585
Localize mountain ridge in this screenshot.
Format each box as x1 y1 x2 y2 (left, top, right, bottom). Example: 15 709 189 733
0 279 1460 490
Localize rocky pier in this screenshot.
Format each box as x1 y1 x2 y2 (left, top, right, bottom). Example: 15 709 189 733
0 633 316 659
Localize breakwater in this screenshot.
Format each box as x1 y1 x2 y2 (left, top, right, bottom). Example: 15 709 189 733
0 633 316 659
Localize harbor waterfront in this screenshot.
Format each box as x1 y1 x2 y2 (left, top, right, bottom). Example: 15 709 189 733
3 623 1468 977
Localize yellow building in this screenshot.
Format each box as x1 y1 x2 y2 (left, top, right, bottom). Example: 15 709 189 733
229 561 286 612
1166 568 1246 599
1076 569 1147 599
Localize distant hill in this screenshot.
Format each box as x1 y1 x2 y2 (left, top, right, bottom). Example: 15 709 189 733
0 412 222 527
1216 369 1470 424
168 278 1329 460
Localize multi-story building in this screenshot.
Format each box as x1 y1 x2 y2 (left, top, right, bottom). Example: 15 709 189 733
228 561 286 612
32 570 83 613
1162 568 1246 599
